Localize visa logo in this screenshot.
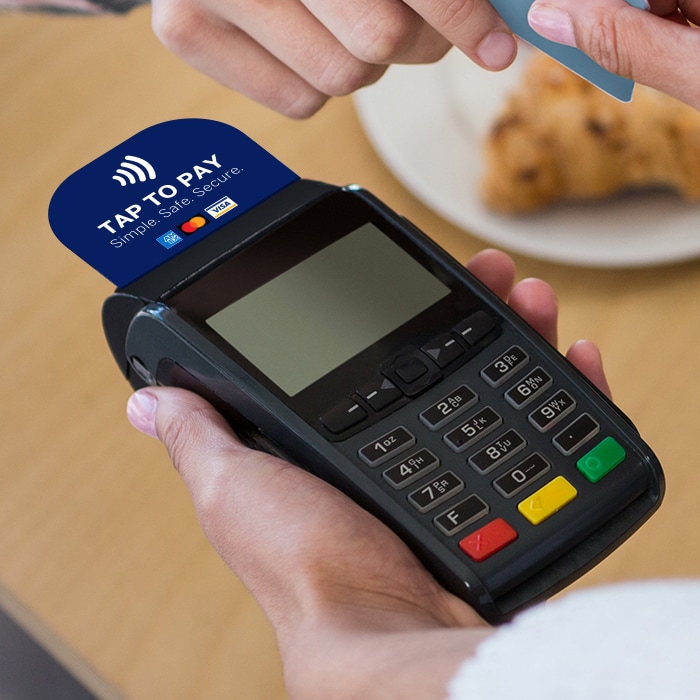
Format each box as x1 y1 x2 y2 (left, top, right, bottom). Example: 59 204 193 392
204 196 237 219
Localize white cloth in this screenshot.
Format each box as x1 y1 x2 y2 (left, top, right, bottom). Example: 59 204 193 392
447 580 700 700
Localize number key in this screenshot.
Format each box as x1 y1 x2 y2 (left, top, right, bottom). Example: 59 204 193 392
419 385 478 431
444 407 502 453
408 472 464 513
481 346 529 387
358 426 416 467
383 449 440 489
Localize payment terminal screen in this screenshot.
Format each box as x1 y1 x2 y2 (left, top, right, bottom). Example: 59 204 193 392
206 223 450 396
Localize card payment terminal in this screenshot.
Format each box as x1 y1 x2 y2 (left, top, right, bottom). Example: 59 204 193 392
50 120 664 624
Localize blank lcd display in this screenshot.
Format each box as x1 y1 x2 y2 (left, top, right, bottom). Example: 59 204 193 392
206 223 450 396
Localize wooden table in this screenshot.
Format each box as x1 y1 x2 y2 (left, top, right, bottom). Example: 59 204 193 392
2 9 700 699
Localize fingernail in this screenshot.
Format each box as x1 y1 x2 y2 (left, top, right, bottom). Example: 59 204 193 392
528 4 577 47
126 390 159 439
476 29 517 70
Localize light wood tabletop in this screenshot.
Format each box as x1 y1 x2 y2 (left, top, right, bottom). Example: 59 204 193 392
2 8 700 699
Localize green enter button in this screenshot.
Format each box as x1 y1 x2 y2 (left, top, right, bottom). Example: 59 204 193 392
577 437 627 483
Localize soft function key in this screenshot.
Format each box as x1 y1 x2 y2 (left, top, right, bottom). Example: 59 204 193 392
453 311 496 347
357 376 403 412
320 399 367 434
421 333 464 368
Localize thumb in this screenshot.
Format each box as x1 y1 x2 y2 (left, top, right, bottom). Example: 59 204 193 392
527 0 700 110
125 387 308 587
126 386 255 507
124 386 364 628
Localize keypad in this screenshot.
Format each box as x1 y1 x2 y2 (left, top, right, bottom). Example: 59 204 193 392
352 313 631 567
577 437 626 483
459 518 518 562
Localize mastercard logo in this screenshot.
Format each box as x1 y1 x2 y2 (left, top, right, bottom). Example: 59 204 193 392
178 214 209 235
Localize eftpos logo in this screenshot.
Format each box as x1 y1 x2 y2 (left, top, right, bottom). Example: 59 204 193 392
112 155 157 186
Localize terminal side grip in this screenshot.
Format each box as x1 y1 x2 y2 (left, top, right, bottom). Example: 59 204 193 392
155 359 285 456
102 293 149 386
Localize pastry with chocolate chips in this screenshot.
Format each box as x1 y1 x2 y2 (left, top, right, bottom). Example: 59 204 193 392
480 53 700 213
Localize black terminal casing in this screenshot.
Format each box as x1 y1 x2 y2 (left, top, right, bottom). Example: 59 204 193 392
103 181 664 624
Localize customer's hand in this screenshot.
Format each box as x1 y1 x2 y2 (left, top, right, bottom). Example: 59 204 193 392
528 0 700 111
126 249 610 700
151 0 518 118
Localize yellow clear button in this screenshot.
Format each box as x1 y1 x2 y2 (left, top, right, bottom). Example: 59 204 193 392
518 476 578 525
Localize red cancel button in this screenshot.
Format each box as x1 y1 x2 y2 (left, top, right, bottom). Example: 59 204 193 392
459 518 518 562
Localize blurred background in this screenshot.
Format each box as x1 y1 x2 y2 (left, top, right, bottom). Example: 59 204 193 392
2 8 700 699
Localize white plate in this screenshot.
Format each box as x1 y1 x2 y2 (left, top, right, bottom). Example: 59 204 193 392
354 48 700 268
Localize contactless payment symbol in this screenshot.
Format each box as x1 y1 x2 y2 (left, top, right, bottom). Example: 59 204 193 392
112 155 157 186
48 119 299 288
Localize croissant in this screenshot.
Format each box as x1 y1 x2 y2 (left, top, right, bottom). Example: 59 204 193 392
479 53 700 213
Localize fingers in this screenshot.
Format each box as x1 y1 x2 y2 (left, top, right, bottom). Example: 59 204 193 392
505 279 610 397
527 0 700 110
151 0 323 118
566 340 612 399
402 0 517 69
466 248 517 300
467 250 558 345
300 0 452 64
152 0 517 118
467 250 609 394
507 278 558 348
652 0 700 26
202 0 390 95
